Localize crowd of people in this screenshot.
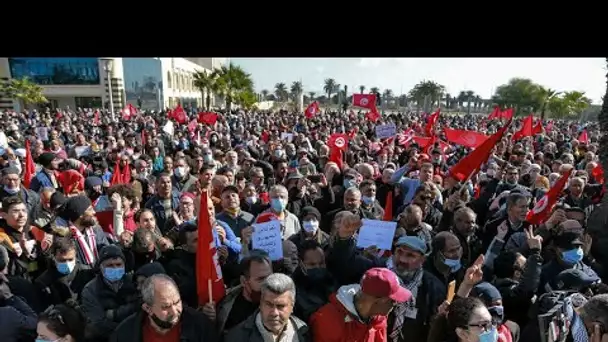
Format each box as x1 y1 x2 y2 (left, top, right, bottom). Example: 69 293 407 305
0 104 607 342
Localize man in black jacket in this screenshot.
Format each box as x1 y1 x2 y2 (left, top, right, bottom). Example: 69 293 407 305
111 274 218 342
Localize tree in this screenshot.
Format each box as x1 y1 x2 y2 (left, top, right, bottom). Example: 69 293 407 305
274 83 288 102
491 78 542 116
308 92 316 103
324 78 337 104
464 90 475 115
562 91 592 116
536 86 560 120
370 87 379 94
359 85 365 94
383 89 393 106
0 77 47 108
235 90 257 110
261 89 269 100
290 81 303 101
409 80 445 113
211 63 254 112
193 70 217 110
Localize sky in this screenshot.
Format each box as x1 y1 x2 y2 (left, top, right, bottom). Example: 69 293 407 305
231 58 606 104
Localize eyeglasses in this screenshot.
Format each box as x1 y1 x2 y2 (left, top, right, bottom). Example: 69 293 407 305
466 321 495 332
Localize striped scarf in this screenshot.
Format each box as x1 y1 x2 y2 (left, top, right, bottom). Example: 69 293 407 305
386 258 424 342
70 226 98 266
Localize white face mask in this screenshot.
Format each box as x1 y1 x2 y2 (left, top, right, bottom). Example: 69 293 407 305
174 166 187 178
302 220 319 233
246 196 258 205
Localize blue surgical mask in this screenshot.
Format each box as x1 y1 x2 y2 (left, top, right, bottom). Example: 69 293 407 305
562 247 584 265
274 149 283 158
441 253 462 273
3 186 18 195
36 339 59 342
271 198 286 213
343 179 355 189
103 267 125 282
361 196 375 205
203 154 213 163
478 326 498 342
302 220 319 233
56 260 76 275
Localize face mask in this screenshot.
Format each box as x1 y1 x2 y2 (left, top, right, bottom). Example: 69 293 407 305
149 312 178 329
36 339 59 342
203 154 213 163
306 267 328 282
56 260 76 275
478 326 498 342
246 196 258 205
271 198 286 213
361 196 375 205
3 185 19 195
441 253 462 273
562 247 584 265
174 166 186 178
103 267 125 282
343 179 355 189
488 305 504 324
274 149 283 158
302 220 319 233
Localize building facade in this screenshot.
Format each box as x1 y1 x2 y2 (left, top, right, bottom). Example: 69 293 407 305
0 57 228 112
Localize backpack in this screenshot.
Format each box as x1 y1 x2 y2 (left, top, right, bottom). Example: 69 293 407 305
529 290 587 342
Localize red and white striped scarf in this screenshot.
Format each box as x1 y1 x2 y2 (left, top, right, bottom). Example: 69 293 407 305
70 226 98 266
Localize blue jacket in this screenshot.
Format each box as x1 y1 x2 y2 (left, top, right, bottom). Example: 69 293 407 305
215 220 242 256
29 170 56 193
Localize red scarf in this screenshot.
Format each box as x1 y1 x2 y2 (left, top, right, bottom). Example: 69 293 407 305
71 226 98 266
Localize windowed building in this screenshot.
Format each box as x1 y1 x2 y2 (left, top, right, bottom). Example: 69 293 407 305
0 57 227 112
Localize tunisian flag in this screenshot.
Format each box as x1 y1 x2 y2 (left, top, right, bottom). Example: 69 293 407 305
443 128 488 148
198 112 218 125
305 101 320 118
170 104 188 124
109 161 123 186
449 120 511 181
23 139 36 188
425 110 440 137
328 133 348 170
512 114 534 141
526 168 572 224
352 94 377 109
197 192 226 305
532 121 544 135
578 130 589 144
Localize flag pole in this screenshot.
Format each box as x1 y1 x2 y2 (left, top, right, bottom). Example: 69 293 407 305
208 279 213 305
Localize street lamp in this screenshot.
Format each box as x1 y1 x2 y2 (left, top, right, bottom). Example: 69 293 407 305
102 59 115 121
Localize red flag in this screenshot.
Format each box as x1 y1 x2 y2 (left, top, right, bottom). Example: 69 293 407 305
443 128 488 148
304 102 320 119
328 133 349 151
424 109 440 137
500 108 514 120
449 120 511 181
122 104 137 120
578 130 589 144
347 127 359 140
122 163 131 184
57 170 85 195
188 119 198 133
532 121 544 135
526 168 573 224
397 128 415 146
197 192 226 305
23 140 35 189
110 161 123 186
592 164 604 184
365 107 380 122
512 114 533 141
352 94 377 109
488 106 501 120
198 112 218 125
329 147 344 170
173 104 187 124
383 191 393 221
94 110 100 125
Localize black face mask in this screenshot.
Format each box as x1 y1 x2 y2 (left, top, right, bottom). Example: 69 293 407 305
150 313 179 330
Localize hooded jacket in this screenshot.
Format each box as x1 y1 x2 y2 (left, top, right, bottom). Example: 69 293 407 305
310 284 388 342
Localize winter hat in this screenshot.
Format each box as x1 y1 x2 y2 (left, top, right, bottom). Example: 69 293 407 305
84 177 103 190
37 152 56 168
300 206 321 221
59 195 92 222
97 245 125 265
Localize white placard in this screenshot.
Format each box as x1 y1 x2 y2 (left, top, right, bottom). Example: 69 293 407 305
74 146 91 158
36 127 49 141
375 124 396 139
163 121 175 136
280 132 294 142
252 220 283 261
356 219 397 251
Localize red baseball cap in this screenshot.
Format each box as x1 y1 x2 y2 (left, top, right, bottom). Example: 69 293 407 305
360 268 412 303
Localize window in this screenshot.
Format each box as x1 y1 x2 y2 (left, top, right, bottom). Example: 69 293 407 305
167 71 172 88
75 97 102 109
8 58 100 85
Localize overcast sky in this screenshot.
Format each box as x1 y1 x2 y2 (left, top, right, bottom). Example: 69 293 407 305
231 58 606 104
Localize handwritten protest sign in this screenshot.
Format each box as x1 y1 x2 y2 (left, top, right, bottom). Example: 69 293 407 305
252 220 283 260
375 124 396 139
36 127 49 141
356 219 397 251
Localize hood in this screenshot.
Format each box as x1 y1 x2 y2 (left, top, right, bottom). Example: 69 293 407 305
335 284 362 320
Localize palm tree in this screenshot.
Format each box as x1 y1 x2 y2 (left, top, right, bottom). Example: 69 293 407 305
562 91 592 117
536 86 560 120
308 92 316 103
193 70 216 110
370 87 379 94
324 78 337 104
383 89 393 108
359 85 366 94
0 77 47 109
464 90 475 115
261 89 269 100
408 81 446 113
274 83 288 102
290 81 303 101
211 63 254 112
444 93 451 110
